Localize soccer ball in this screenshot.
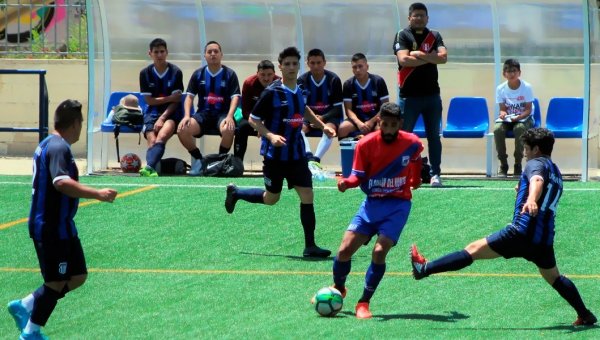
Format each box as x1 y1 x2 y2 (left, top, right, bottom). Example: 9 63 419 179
313 287 343 317
120 153 141 173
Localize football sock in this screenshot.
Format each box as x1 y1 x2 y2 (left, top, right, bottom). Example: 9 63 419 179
219 144 230 155
315 135 332 160
333 257 351 291
301 131 312 154
146 142 165 169
424 250 473 275
189 148 203 160
552 275 589 316
234 130 248 161
30 285 62 327
235 188 265 204
23 320 41 334
359 262 386 303
21 293 35 313
300 203 316 247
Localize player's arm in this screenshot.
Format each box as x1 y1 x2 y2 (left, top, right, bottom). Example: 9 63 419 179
396 49 428 67
411 46 447 65
498 102 509 120
521 176 544 216
54 178 117 202
408 156 423 190
305 106 335 138
344 101 365 129
249 115 286 147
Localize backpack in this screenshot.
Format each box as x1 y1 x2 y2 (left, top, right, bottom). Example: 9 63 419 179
202 154 244 177
111 105 144 127
421 156 432 184
156 158 190 175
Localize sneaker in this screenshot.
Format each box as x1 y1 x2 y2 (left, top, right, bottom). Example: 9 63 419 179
139 166 158 177
7 300 29 332
410 244 428 280
19 330 48 340
513 163 522 177
225 184 238 214
497 165 508 178
188 158 203 176
308 160 323 173
573 311 597 326
355 302 372 319
430 175 442 187
303 245 331 258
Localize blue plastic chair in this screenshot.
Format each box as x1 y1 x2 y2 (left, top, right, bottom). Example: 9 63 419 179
545 97 584 138
442 97 489 138
506 98 542 138
413 114 442 138
100 91 147 161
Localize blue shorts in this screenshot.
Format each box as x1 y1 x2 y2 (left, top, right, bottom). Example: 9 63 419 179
262 159 312 194
486 224 556 269
143 105 183 135
347 197 411 244
192 112 227 137
33 238 88 282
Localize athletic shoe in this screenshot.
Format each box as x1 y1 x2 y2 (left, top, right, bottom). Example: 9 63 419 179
355 302 372 319
430 175 442 187
19 330 48 340
513 163 522 177
331 285 347 298
410 244 428 280
225 184 238 214
7 300 29 332
497 165 508 178
188 158 203 176
573 311 597 326
308 160 323 171
303 245 331 258
139 166 158 177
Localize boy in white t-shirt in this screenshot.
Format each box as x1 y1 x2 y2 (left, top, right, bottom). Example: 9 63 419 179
493 59 535 177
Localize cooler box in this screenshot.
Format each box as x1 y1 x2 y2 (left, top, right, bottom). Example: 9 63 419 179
339 140 357 178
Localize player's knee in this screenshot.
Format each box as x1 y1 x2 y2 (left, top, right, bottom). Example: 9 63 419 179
263 193 280 205
68 274 88 290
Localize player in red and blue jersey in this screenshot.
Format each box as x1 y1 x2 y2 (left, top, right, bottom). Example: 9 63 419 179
139 38 185 177
330 102 423 319
411 128 597 326
178 41 241 175
338 53 390 139
7 100 117 339
224 47 336 258
297 48 343 167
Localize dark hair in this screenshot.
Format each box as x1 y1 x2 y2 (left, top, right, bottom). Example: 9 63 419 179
409 2 428 16
520 127 555 156
257 60 275 71
351 53 367 63
307 48 325 61
54 99 83 130
503 58 521 72
278 46 301 64
205 40 222 53
149 38 167 51
379 102 403 120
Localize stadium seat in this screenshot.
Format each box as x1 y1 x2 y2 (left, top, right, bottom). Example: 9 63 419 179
545 97 584 138
442 97 489 138
413 114 442 138
506 98 542 138
100 91 147 161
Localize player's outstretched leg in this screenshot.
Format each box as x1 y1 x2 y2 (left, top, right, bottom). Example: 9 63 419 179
224 183 238 214
410 244 428 280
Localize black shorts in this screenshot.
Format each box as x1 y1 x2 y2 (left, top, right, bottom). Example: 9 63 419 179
143 106 183 136
33 238 88 282
486 224 556 269
192 112 227 137
262 159 312 194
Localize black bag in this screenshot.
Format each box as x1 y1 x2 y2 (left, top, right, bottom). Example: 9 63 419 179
157 158 190 175
202 154 244 177
111 105 143 126
421 156 432 183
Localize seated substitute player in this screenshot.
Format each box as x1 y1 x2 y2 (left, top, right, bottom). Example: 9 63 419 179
297 48 343 168
411 127 597 326
178 40 241 175
224 46 336 258
138 38 185 177
236 59 280 161
338 53 389 140
7 100 117 339
330 102 423 319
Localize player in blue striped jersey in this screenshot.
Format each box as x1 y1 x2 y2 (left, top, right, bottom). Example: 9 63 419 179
410 128 596 326
224 47 336 258
297 49 343 167
178 41 241 175
7 100 117 339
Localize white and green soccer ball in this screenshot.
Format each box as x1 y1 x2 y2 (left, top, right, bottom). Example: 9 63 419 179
313 287 343 317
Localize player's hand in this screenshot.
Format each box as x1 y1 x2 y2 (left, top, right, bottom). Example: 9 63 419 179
268 133 286 147
98 189 117 203
323 126 336 138
178 117 190 133
521 200 538 216
154 117 165 132
358 121 370 134
337 179 347 193
499 112 507 120
223 116 235 131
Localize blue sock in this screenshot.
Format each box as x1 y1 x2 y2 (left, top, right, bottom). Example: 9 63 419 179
359 262 386 303
235 188 265 204
300 203 316 247
425 250 473 276
333 257 351 291
146 142 165 169
552 275 589 316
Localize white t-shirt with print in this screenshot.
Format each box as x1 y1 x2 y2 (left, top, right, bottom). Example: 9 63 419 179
495 79 535 123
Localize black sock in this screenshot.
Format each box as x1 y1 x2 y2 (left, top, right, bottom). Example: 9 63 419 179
235 188 265 204
552 275 589 316
425 250 473 276
219 145 230 155
189 148 203 160
30 285 62 326
300 203 316 247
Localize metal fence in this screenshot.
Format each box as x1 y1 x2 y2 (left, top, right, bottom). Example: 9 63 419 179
0 0 87 58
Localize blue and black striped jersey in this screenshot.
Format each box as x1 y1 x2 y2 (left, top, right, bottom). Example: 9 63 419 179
297 70 343 117
186 65 240 116
342 73 389 122
29 135 79 241
139 62 184 116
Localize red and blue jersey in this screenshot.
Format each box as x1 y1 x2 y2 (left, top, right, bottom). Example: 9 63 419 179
351 130 423 200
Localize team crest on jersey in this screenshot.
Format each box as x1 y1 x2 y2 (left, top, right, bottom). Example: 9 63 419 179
283 113 304 128
221 81 227 87
422 43 431 51
58 262 67 275
402 156 410 166
412 42 417 50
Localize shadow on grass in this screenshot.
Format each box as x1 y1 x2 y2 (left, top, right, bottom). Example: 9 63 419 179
434 324 598 334
239 251 332 262
338 310 469 322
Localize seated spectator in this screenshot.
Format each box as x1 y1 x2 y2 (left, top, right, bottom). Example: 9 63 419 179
338 53 389 139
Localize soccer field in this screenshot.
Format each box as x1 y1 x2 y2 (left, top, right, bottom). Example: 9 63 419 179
1 175 599 339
